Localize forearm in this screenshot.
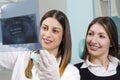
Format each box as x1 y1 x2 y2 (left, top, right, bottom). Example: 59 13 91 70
0 52 19 70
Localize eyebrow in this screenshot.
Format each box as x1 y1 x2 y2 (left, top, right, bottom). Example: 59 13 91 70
89 30 107 35
41 24 48 27
53 27 61 29
42 24 62 30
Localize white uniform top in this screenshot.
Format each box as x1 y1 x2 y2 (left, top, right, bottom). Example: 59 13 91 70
0 51 80 80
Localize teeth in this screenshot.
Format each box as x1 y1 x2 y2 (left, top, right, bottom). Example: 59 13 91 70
91 45 96 47
90 45 98 49
44 39 51 43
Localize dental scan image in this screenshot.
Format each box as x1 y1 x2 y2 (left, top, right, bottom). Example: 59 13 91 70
1 14 38 45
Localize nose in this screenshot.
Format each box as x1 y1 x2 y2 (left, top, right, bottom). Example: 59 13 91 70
44 30 52 37
91 36 98 43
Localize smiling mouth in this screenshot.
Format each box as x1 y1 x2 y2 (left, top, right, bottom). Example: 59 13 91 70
89 45 100 51
43 38 52 44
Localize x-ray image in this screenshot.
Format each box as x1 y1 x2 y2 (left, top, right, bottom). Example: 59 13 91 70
1 14 38 45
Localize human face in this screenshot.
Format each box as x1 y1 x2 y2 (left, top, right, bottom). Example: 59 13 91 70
86 23 111 58
40 17 63 54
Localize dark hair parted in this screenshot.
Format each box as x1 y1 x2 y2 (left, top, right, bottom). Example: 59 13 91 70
83 16 119 60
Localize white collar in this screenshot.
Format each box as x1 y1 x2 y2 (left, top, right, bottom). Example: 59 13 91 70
81 55 120 68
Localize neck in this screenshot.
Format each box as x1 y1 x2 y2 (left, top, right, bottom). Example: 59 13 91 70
43 48 59 57
89 56 110 70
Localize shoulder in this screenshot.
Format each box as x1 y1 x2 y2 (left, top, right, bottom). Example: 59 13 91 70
74 62 83 69
65 64 79 72
61 64 80 80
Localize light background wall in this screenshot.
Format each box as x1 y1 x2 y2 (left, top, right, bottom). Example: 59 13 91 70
67 0 94 64
39 0 67 19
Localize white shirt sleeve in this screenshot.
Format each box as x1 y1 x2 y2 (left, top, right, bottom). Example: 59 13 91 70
0 51 20 70
60 64 80 80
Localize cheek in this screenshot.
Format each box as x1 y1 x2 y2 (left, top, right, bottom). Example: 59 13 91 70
101 37 111 47
56 34 63 43
40 29 45 36
102 41 111 48
56 35 62 42
39 30 44 40
86 37 90 44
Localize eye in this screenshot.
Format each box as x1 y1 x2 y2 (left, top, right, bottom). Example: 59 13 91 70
41 25 48 31
53 29 59 33
87 32 93 36
99 35 105 38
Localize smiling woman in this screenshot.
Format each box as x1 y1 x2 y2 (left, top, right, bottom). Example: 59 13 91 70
38 10 80 80
75 16 120 80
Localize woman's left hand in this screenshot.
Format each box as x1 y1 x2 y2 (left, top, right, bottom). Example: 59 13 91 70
32 50 60 80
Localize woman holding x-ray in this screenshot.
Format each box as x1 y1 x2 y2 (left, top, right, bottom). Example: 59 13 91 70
0 9 80 80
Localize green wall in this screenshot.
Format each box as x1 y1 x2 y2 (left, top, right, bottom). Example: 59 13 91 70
67 0 94 64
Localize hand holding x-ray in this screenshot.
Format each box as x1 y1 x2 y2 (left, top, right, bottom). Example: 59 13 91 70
31 50 60 80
